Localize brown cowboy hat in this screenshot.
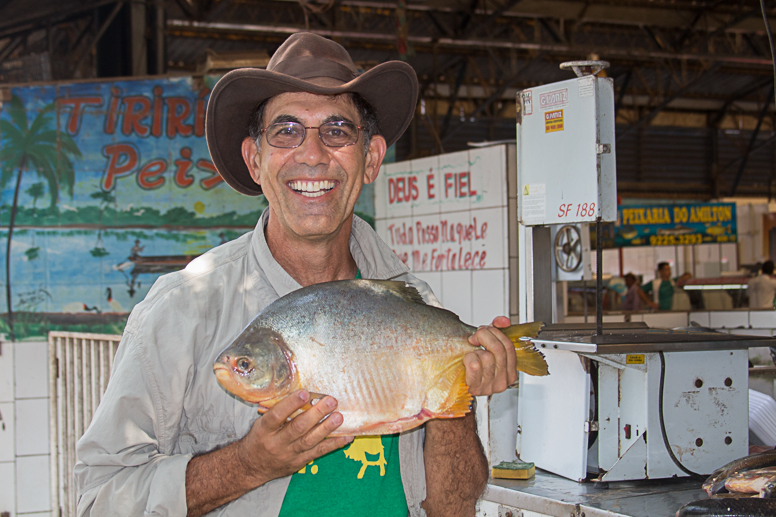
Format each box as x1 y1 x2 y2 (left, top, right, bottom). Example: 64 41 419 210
206 32 419 196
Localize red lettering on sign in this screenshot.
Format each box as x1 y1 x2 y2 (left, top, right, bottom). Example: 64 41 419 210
58 97 103 135
427 173 435 199
195 88 209 137
137 159 166 189
104 88 122 134
196 159 223 189
102 144 138 190
151 86 164 138
167 97 193 138
122 96 151 137
174 147 194 188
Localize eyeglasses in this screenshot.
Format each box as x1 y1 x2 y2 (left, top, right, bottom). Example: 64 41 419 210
260 121 362 148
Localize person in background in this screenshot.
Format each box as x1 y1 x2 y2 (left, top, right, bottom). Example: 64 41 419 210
748 260 776 309
641 262 692 311
621 272 657 311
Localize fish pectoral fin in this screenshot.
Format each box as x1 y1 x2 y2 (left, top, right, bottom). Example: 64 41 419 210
442 368 472 417
432 362 472 417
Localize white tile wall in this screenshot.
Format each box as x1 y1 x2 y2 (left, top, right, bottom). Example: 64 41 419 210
709 311 749 329
0 402 14 463
14 342 48 400
751 310 776 329
0 460 15 515
15 399 48 457
688 312 711 327
0 342 13 403
408 155 440 217
469 145 506 209
471 269 508 327
16 455 50 514
0 339 52 517
441 270 473 322
641 312 688 328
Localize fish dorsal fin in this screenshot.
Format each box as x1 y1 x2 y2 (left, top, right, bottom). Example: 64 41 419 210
364 280 427 306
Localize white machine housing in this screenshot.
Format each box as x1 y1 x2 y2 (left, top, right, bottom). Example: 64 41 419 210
517 74 617 226
517 345 749 482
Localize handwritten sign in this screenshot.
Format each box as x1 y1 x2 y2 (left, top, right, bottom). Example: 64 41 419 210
376 146 507 272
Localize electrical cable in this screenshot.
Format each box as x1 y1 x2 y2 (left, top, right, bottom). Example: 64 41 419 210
658 351 706 481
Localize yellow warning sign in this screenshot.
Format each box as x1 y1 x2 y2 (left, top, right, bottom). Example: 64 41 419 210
544 109 564 133
626 354 645 365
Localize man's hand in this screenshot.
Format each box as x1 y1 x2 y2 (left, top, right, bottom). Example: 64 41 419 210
185 389 352 517
238 390 353 486
464 316 517 396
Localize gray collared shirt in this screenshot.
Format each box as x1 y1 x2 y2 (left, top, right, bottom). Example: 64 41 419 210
74 210 434 516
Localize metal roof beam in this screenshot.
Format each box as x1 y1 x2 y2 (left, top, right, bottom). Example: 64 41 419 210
728 85 774 197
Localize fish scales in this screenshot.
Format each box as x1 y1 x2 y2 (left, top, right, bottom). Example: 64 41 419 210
676 498 776 517
214 279 548 435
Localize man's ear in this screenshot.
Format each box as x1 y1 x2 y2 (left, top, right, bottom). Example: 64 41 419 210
241 137 261 185
363 135 387 185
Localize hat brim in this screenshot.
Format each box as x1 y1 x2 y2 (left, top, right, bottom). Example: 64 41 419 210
206 62 419 196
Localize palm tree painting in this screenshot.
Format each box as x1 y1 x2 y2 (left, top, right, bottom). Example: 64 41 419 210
0 95 82 340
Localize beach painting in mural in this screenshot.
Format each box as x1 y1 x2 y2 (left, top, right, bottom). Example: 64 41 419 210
0 76 377 339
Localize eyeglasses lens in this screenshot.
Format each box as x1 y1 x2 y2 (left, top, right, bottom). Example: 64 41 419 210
266 122 359 148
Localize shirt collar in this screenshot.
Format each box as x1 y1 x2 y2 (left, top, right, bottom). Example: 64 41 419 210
250 208 410 298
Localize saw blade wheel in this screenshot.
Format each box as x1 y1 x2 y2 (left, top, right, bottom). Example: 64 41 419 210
554 225 583 272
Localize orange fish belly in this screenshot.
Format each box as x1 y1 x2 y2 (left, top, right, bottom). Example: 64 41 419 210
293 336 473 436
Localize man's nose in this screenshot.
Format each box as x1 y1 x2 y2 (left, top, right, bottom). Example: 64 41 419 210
293 128 330 166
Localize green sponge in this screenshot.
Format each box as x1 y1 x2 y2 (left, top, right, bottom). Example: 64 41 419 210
492 460 535 480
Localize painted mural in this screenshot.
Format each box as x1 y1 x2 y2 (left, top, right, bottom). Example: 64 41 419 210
0 76 376 339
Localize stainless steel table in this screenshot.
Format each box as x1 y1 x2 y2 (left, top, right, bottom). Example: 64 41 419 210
484 469 707 517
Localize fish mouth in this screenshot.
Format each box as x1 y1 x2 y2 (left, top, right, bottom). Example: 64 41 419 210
288 179 336 198
213 363 265 404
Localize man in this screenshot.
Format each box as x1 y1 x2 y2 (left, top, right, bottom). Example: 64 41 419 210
748 260 776 309
75 33 518 517
621 273 657 311
641 262 691 311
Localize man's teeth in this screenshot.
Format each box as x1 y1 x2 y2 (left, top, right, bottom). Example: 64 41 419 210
289 180 335 197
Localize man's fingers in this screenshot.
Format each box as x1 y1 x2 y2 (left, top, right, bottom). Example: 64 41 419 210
284 395 340 441
260 390 311 431
476 326 511 386
491 315 511 328
294 408 345 452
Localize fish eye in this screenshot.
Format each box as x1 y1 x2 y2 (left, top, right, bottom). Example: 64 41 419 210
236 357 253 373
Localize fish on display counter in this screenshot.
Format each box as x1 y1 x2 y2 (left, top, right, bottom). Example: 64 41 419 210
213 279 548 436
724 466 776 497
703 449 776 496
676 498 776 517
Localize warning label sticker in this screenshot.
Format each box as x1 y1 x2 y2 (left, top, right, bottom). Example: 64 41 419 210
544 109 564 133
521 183 546 225
626 354 645 365
523 91 533 115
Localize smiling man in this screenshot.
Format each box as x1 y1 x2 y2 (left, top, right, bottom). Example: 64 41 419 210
74 33 517 517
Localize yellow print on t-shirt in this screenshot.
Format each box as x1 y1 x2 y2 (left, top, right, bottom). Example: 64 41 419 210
343 436 387 479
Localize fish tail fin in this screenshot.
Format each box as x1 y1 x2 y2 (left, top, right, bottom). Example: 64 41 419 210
503 322 549 377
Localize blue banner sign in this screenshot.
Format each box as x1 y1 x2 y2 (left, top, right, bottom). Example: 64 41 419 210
614 203 737 247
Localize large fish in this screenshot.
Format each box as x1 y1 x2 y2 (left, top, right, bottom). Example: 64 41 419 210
703 449 776 496
213 279 548 435
676 498 776 517
724 467 776 497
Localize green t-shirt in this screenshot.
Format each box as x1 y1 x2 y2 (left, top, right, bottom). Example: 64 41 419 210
278 434 408 516
278 269 408 516
642 279 675 310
